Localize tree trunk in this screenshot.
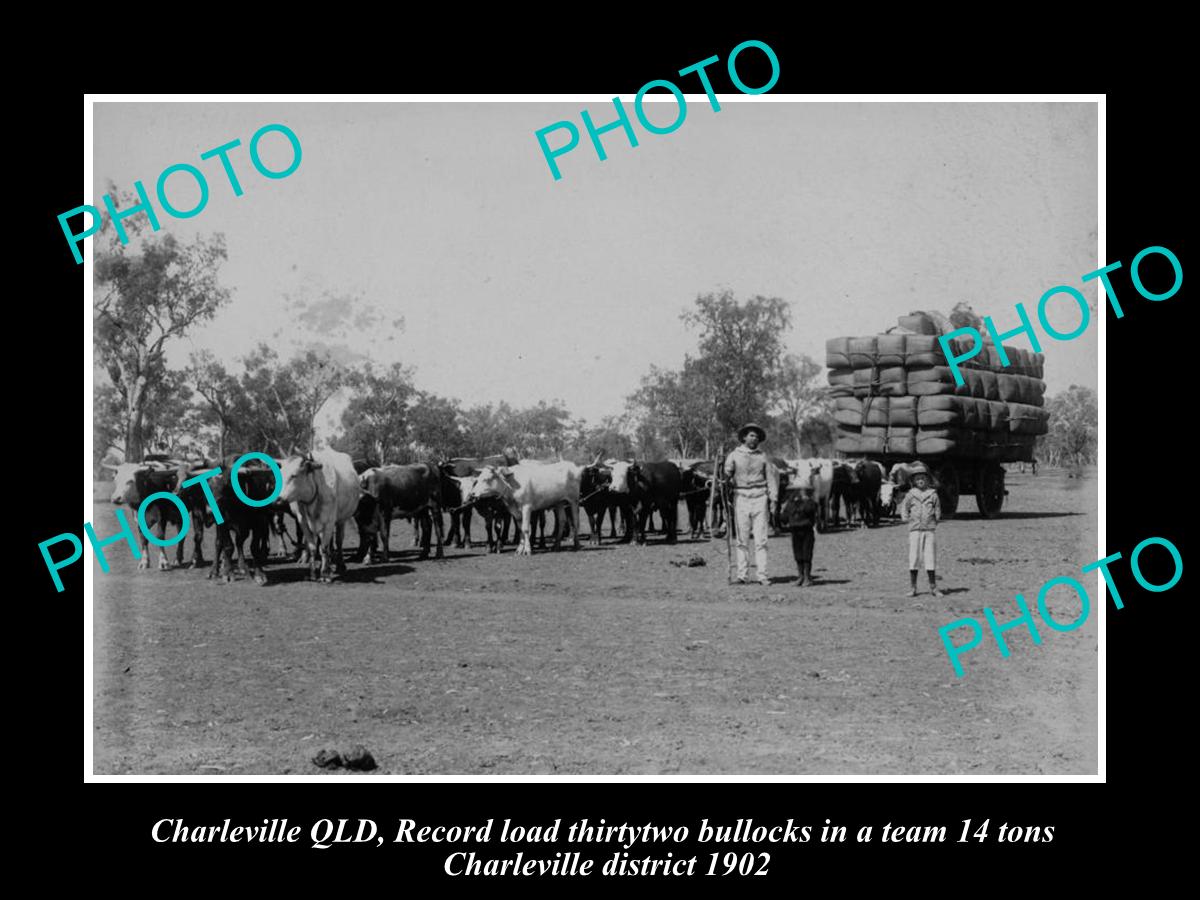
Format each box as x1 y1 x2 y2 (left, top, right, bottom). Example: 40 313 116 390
124 378 147 461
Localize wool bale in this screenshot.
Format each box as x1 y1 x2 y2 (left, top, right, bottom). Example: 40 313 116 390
996 372 1024 403
863 397 890 427
828 367 853 387
908 379 957 396
859 426 888 454
888 396 917 427
977 370 1000 401
848 336 878 367
876 334 907 366
1008 403 1048 435
914 435 957 455
887 427 916 455
898 313 939 334
835 434 862 454
826 337 851 369
917 395 967 428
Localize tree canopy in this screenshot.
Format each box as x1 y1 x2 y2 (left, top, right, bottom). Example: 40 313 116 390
95 225 230 460
1038 385 1097 470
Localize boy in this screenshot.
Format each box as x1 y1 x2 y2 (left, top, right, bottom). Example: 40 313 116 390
780 482 819 587
900 463 943 597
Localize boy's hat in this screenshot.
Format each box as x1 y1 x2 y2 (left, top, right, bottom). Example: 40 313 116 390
908 462 930 476
738 423 766 441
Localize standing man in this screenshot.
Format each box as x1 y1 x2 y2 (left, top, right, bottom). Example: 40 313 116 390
723 423 778 585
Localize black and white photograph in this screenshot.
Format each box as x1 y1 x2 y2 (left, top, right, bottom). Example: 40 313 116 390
85 98 1100 776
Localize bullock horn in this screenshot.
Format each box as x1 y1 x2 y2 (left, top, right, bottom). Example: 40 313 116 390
101 462 119 471
591 452 603 467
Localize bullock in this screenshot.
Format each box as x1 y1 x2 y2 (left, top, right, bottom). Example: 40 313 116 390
467 461 582 555
607 460 681 544
471 494 512 553
531 507 569 549
359 464 445 561
606 492 636 542
200 460 277 584
440 455 516 552
170 460 216 567
270 504 305 559
442 453 519 551
677 460 714 539
853 459 886 528
440 453 519 478
883 462 921 519
829 461 857 528
439 468 476 549
108 462 185 570
879 480 899 519
766 456 792 535
278 449 363 582
578 460 612 546
350 492 382 563
790 458 836 532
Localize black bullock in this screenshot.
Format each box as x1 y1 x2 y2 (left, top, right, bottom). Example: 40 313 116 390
608 460 681 544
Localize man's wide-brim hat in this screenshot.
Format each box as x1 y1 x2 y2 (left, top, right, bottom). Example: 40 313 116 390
908 462 930 476
738 423 766 441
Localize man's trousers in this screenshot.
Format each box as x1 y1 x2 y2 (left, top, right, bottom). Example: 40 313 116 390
734 492 770 581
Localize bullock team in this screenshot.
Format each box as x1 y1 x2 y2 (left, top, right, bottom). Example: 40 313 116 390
104 449 923 585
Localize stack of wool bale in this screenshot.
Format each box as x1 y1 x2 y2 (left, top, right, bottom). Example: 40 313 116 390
825 324 1049 461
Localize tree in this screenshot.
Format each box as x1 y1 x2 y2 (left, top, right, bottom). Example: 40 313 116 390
1041 385 1097 471
189 350 243 459
512 400 571 458
772 353 834 457
95 363 193 468
94 382 126 474
287 348 353 450
460 402 516 457
332 362 416 465
94 209 231 460
626 362 720 458
235 345 299 454
404 392 466 461
566 415 634 462
228 344 352 455
681 290 792 441
141 368 195 452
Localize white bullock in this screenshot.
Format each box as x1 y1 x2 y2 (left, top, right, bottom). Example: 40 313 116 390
787 458 836 531
467 461 582 555
106 461 185 570
278 449 362 581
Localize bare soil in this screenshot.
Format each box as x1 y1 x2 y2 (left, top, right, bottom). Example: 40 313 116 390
92 467 1098 775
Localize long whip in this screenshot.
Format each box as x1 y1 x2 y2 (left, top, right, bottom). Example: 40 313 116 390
718 449 736 584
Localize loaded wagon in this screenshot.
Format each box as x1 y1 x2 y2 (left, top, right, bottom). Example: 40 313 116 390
826 312 1050 518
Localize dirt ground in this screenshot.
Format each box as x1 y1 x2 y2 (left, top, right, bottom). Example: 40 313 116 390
91 467 1098 775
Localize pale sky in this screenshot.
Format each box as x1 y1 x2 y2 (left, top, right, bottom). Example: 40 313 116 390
92 101 1098 434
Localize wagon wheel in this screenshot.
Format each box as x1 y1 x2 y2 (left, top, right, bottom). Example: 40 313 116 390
976 464 1005 518
933 464 959 519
